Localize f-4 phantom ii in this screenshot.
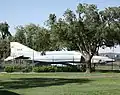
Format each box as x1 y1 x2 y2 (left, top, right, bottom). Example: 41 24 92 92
4 42 115 65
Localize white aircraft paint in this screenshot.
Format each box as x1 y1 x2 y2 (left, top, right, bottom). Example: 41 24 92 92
4 42 115 64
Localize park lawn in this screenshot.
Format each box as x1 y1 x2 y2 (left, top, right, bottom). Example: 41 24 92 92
0 72 120 95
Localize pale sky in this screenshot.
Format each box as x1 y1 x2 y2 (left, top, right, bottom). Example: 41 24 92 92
0 0 120 35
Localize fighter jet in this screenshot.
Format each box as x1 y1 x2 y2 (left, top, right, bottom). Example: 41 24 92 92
4 42 115 65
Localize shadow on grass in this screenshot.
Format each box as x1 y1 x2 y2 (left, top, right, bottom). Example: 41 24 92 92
0 90 20 95
0 78 91 89
95 70 120 73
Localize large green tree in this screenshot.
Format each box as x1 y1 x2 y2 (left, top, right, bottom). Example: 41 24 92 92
47 14 69 50
14 26 26 45
0 22 12 59
47 4 120 73
14 23 51 51
0 22 11 39
100 7 120 45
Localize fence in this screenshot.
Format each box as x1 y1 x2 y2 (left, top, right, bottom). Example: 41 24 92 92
94 61 120 72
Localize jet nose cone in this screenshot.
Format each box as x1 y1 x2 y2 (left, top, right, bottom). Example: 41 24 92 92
107 58 115 62
112 59 115 62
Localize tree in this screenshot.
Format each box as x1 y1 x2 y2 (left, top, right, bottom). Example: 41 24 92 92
14 26 26 45
47 4 120 73
47 14 69 50
100 7 120 46
14 23 51 51
47 14 61 50
0 22 11 39
0 22 12 59
0 39 10 59
34 27 51 51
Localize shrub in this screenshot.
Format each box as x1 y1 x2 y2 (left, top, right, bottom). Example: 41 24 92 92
62 67 69 72
46 66 57 72
4 66 14 73
33 67 43 72
22 66 32 73
60 66 78 72
33 66 57 72
32 66 80 72
56 67 63 72
14 65 23 72
4 65 32 73
42 66 49 72
80 64 86 72
4 65 81 73
71 66 79 72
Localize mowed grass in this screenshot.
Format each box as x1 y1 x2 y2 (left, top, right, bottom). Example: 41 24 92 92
0 72 120 95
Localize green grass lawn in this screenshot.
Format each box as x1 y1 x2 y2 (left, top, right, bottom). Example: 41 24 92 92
0 72 120 95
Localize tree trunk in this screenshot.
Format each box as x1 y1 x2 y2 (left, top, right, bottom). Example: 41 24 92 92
86 59 92 73
85 55 93 73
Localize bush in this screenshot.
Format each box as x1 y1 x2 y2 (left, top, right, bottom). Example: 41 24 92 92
4 65 81 73
22 66 32 73
4 66 14 73
33 67 42 72
14 65 23 72
79 64 86 72
46 66 57 72
71 66 79 72
62 67 69 72
4 65 32 73
56 67 63 72
32 66 80 72
33 66 57 72
60 66 78 72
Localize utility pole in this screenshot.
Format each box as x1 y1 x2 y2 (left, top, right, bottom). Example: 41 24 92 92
112 46 114 70
32 50 34 64
73 56 74 65
32 37 34 64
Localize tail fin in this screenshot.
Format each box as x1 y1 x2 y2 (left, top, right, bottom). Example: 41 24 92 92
10 42 37 57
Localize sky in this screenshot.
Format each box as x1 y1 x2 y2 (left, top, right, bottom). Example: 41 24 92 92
0 0 120 35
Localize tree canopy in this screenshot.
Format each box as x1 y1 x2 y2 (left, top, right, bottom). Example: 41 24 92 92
47 3 120 72
0 22 11 59
14 23 51 51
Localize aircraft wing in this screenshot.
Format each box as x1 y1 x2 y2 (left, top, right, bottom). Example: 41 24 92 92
4 56 15 61
4 55 30 61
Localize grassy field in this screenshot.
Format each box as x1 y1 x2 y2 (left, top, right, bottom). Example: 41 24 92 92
0 72 120 95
